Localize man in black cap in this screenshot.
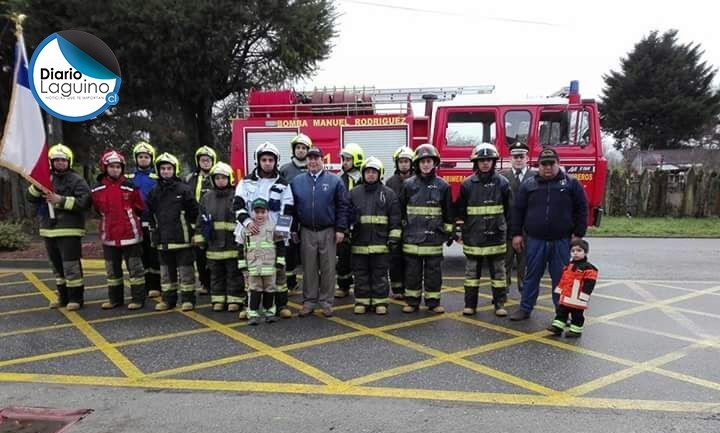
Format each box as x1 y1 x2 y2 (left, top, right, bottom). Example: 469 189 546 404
509 147 588 321
501 142 536 295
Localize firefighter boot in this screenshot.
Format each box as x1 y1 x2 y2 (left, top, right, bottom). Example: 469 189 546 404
430 305 445 314
127 302 144 310
238 309 248 320
494 302 508 317
402 305 418 313
181 302 194 311
375 305 387 315
335 288 348 298
463 307 476 316
212 303 225 312
148 290 161 298
66 285 84 311
155 302 174 311
227 303 240 312
49 284 69 309
354 305 366 314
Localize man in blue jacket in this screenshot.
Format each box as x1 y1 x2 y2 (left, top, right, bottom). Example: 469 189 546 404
291 147 350 317
509 148 588 321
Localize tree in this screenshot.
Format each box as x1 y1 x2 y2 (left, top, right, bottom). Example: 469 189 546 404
600 30 720 150
9 0 337 163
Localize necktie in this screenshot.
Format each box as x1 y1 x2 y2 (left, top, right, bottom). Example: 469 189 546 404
515 169 522 182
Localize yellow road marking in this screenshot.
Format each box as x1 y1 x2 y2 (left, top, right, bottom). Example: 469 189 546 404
0 347 98 368
25 272 145 379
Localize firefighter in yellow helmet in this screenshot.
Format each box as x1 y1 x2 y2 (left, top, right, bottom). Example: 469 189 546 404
384 145 415 299
147 152 199 311
185 145 218 295
26 144 91 310
126 141 161 297
399 144 454 314
348 157 402 314
455 143 511 317
335 142 364 298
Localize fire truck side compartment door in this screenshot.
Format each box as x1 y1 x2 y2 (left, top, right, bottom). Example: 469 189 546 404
342 127 409 177
245 129 299 173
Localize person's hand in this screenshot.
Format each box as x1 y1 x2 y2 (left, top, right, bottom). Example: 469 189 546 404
512 235 524 253
44 192 63 205
247 221 260 235
387 239 400 254
335 232 345 244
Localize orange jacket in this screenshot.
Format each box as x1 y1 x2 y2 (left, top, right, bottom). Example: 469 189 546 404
554 259 598 310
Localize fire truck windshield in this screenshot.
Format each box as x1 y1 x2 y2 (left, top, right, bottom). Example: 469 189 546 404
445 111 496 147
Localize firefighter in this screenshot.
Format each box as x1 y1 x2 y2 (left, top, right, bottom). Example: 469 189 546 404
335 142 364 298
127 141 161 298
384 146 415 299
400 144 453 314
233 141 294 319
92 150 146 310
455 143 511 317
349 157 402 314
27 144 91 310
147 152 199 311
279 133 311 295
185 145 217 295
237 198 286 325
194 162 245 312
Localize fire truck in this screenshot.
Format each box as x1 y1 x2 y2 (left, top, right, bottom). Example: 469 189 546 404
229 81 606 225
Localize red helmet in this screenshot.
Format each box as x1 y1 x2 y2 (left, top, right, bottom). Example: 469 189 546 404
99 149 126 173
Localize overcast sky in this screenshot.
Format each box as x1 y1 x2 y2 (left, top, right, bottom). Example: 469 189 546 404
297 0 720 100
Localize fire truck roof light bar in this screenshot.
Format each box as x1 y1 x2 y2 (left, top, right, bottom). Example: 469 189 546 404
297 85 495 103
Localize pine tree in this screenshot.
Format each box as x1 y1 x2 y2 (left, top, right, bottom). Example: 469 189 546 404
600 30 720 150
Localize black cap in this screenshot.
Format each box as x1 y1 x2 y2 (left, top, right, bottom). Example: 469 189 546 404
538 147 559 163
306 147 323 158
509 141 530 155
251 198 268 210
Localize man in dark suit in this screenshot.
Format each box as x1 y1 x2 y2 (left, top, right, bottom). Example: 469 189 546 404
500 142 536 295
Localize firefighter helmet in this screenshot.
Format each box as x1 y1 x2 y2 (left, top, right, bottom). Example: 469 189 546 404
290 133 313 152
470 143 499 161
413 143 440 167
255 141 280 163
132 141 156 162
393 146 414 163
194 146 217 166
99 149 126 173
155 152 181 177
361 156 385 180
48 144 74 167
340 143 364 169
210 162 235 186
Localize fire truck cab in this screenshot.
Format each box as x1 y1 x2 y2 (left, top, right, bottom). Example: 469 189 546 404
229 81 606 226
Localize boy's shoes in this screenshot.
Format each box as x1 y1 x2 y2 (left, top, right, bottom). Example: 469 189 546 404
248 317 260 326
279 307 293 318
354 305 366 314
227 303 240 312
494 303 508 317
148 290 161 298
181 302 194 311
334 289 348 298
66 302 81 311
321 307 333 317
430 306 445 314
298 306 313 317
212 303 225 312
265 315 279 323
565 330 582 338
462 307 476 316
238 310 248 320
155 302 173 311
375 305 387 315
546 325 563 336
402 305 417 313
509 308 531 321
127 302 144 310
101 301 121 310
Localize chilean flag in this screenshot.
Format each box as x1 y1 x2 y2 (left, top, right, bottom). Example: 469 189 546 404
0 31 51 190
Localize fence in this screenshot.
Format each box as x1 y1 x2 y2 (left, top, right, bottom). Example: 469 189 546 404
604 167 720 217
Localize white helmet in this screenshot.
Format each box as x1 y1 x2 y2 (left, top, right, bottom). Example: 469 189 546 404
255 141 280 163
470 143 499 161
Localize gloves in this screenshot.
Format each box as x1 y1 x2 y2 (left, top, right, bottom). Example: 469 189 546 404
387 239 401 254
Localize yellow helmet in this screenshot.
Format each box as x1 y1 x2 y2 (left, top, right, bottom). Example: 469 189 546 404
132 141 156 162
48 143 74 167
290 133 313 152
155 152 181 177
194 146 217 167
340 142 364 169
361 156 384 180
209 162 235 187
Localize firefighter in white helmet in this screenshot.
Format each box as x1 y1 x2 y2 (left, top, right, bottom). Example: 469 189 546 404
385 146 415 299
335 142 364 298
348 157 402 314
455 143 511 316
27 144 92 310
233 141 294 319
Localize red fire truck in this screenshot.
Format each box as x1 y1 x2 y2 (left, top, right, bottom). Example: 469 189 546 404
229 81 606 225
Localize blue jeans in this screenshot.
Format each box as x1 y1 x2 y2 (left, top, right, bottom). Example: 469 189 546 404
519 236 570 313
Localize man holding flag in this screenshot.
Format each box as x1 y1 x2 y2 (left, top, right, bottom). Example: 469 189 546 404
1 16 91 310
